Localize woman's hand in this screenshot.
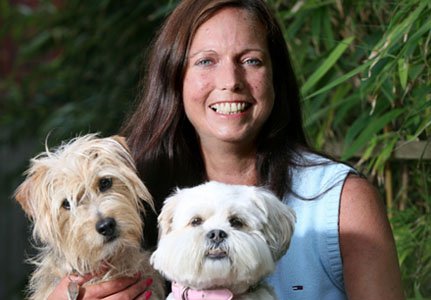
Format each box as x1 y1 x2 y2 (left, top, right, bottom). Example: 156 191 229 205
47 273 153 300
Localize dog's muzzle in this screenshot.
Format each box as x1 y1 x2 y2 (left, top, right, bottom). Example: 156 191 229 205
96 217 117 241
206 229 228 259
206 229 227 245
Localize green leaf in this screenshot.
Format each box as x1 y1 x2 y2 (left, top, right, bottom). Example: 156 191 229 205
303 59 373 100
321 6 335 49
414 283 425 300
372 1 427 55
398 58 409 90
301 36 355 95
373 136 398 173
342 109 406 160
343 112 370 152
304 84 351 127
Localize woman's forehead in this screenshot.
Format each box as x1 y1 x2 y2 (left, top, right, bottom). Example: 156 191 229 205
189 7 268 53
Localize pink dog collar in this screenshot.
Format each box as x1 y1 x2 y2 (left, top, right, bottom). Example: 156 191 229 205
171 282 247 300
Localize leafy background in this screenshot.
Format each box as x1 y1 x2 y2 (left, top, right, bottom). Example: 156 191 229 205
1 0 430 299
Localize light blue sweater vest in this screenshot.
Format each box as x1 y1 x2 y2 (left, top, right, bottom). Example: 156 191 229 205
267 153 355 300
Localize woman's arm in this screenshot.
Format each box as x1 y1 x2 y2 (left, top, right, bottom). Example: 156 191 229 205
47 274 153 300
339 174 405 299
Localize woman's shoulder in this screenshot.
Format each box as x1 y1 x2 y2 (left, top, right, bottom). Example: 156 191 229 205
293 150 352 169
288 150 356 200
339 175 405 298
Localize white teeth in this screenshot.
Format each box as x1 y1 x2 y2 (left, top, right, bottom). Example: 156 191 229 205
210 102 249 114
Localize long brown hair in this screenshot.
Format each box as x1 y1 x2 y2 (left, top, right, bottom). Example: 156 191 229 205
121 0 309 247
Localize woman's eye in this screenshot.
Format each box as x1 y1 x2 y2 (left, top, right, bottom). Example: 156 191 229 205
244 58 262 65
195 58 213 66
229 217 243 228
191 217 203 226
99 177 112 192
61 199 71 210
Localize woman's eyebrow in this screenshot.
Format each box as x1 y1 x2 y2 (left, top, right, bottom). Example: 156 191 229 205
188 49 217 58
189 48 266 58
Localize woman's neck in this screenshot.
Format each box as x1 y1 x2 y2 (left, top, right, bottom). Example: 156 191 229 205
200 140 258 186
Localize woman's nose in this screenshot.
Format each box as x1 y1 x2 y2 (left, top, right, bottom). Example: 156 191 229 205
216 60 243 91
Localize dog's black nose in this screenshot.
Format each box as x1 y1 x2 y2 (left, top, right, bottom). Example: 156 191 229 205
96 217 116 238
207 229 228 244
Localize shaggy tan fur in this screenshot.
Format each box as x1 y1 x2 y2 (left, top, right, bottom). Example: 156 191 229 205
15 134 165 300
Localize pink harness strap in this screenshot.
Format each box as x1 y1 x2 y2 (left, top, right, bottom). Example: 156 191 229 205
171 282 247 300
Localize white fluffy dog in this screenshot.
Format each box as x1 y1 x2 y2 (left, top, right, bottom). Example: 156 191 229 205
151 181 296 300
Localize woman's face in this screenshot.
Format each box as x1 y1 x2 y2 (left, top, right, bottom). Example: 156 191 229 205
182 7 274 147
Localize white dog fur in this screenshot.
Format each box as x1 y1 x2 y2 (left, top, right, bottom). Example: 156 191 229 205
151 181 296 300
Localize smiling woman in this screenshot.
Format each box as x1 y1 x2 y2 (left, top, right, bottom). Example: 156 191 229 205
123 0 305 209
118 1 404 300
182 7 274 150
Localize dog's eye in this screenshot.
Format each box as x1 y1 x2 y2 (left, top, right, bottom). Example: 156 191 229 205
229 217 243 228
99 177 112 192
61 199 71 210
191 217 203 226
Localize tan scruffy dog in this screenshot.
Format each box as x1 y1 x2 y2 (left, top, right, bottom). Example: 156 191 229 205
151 181 296 300
15 134 165 300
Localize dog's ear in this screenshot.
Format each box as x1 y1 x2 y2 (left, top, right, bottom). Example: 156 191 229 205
110 135 129 151
108 135 155 213
15 179 33 217
15 164 47 218
251 187 296 261
135 182 155 215
157 189 181 238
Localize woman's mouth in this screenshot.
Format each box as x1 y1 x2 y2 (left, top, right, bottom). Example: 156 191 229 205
210 102 251 115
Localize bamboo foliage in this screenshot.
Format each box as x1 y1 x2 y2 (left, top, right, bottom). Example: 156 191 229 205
273 0 431 171
269 0 431 297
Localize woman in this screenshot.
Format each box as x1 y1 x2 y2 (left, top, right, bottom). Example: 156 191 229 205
49 0 405 299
